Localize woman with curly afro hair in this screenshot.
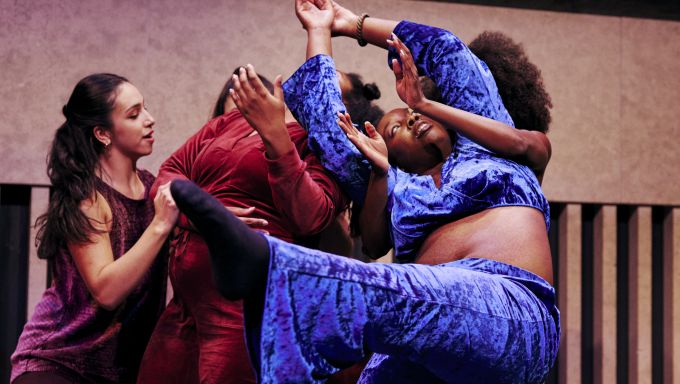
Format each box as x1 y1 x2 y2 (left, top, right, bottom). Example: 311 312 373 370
468 31 553 134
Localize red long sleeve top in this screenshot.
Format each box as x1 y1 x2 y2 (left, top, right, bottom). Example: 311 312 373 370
152 110 347 243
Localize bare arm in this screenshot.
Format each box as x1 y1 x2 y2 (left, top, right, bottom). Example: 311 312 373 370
295 0 334 59
359 171 392 258
329 2 396 49
69 183 178 311
337 112 392 257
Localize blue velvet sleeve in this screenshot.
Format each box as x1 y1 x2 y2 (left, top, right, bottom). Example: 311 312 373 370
389 20 513 126
283 54 371 205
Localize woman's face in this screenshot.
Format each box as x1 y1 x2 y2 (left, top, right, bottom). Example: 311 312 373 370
108 82 156 159
377 108 452 174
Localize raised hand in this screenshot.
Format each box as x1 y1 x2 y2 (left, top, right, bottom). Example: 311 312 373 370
330 1 358 37
229 64 291 154
336 112 389 176
388 34 426 110
295 0 333 31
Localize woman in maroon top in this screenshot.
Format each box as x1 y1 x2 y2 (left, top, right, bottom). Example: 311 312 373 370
11 73 179 383
136 68 348 383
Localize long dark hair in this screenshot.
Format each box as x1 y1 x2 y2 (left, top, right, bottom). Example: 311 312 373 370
212 67 275 118
35 73 128 259
468 31 552 132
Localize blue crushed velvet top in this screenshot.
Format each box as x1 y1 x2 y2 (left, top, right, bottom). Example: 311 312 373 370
283 20 550 263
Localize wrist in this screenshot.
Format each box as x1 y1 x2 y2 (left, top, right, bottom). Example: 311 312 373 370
261 128 294 159
150 218 173 236
355 13 370 46
338 16 359 37
306 26 332 36
371 160 390 177
412 98 431 113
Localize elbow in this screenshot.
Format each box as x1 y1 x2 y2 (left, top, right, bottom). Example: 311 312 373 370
89 283 122 311
92 293 121 311
361 238 392 260
510 137 530 157
288 203 337 236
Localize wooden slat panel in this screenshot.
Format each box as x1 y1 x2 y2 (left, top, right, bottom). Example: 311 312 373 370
27 187 49 319
664 208 680 384
593 205 617 384
629 207 653 384
559 204 582 384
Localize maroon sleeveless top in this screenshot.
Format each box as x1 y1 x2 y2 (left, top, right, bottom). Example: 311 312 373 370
11 170 167 383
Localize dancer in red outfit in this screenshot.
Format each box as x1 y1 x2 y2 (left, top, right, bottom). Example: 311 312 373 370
137 67 347 384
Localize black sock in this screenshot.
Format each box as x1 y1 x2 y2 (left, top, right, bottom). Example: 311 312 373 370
170 180 270 300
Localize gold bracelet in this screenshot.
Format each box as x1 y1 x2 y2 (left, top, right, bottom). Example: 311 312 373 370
356 13 370 47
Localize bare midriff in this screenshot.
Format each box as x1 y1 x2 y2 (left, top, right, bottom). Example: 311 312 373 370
415 206 553 284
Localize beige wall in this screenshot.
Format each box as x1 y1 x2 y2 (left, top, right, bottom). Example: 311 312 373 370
1 0 679 205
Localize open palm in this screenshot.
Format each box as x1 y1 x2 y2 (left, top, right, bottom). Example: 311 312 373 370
295 0 333 31
337 112 389 175
388 35 425 109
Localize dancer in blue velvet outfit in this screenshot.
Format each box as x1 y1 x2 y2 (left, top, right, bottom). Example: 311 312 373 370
168 1 559 383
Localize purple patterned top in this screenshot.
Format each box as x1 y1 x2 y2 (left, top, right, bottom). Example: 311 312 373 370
11 170 167 384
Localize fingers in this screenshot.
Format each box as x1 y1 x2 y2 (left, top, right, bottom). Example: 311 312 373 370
399 51 418 81
336 111 358 136
390 33 411 55
238 67 254 97
273 75 284 101
157 182 176 206
240 217 269 227
364 121 381 140
317 0 332 10
245 64 270 97
391 58 403 81
230 73 247 109
230 65 271 111
225 206 269 228
226 206 255 216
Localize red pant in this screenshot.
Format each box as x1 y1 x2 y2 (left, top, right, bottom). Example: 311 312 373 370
137 231 255 384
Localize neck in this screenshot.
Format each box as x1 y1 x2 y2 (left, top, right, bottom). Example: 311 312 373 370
97 150 139 191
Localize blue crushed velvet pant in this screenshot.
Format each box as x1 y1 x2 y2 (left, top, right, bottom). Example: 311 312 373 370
245 236 560 384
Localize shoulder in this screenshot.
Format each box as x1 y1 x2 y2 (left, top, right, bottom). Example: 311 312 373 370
79 191 113 232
